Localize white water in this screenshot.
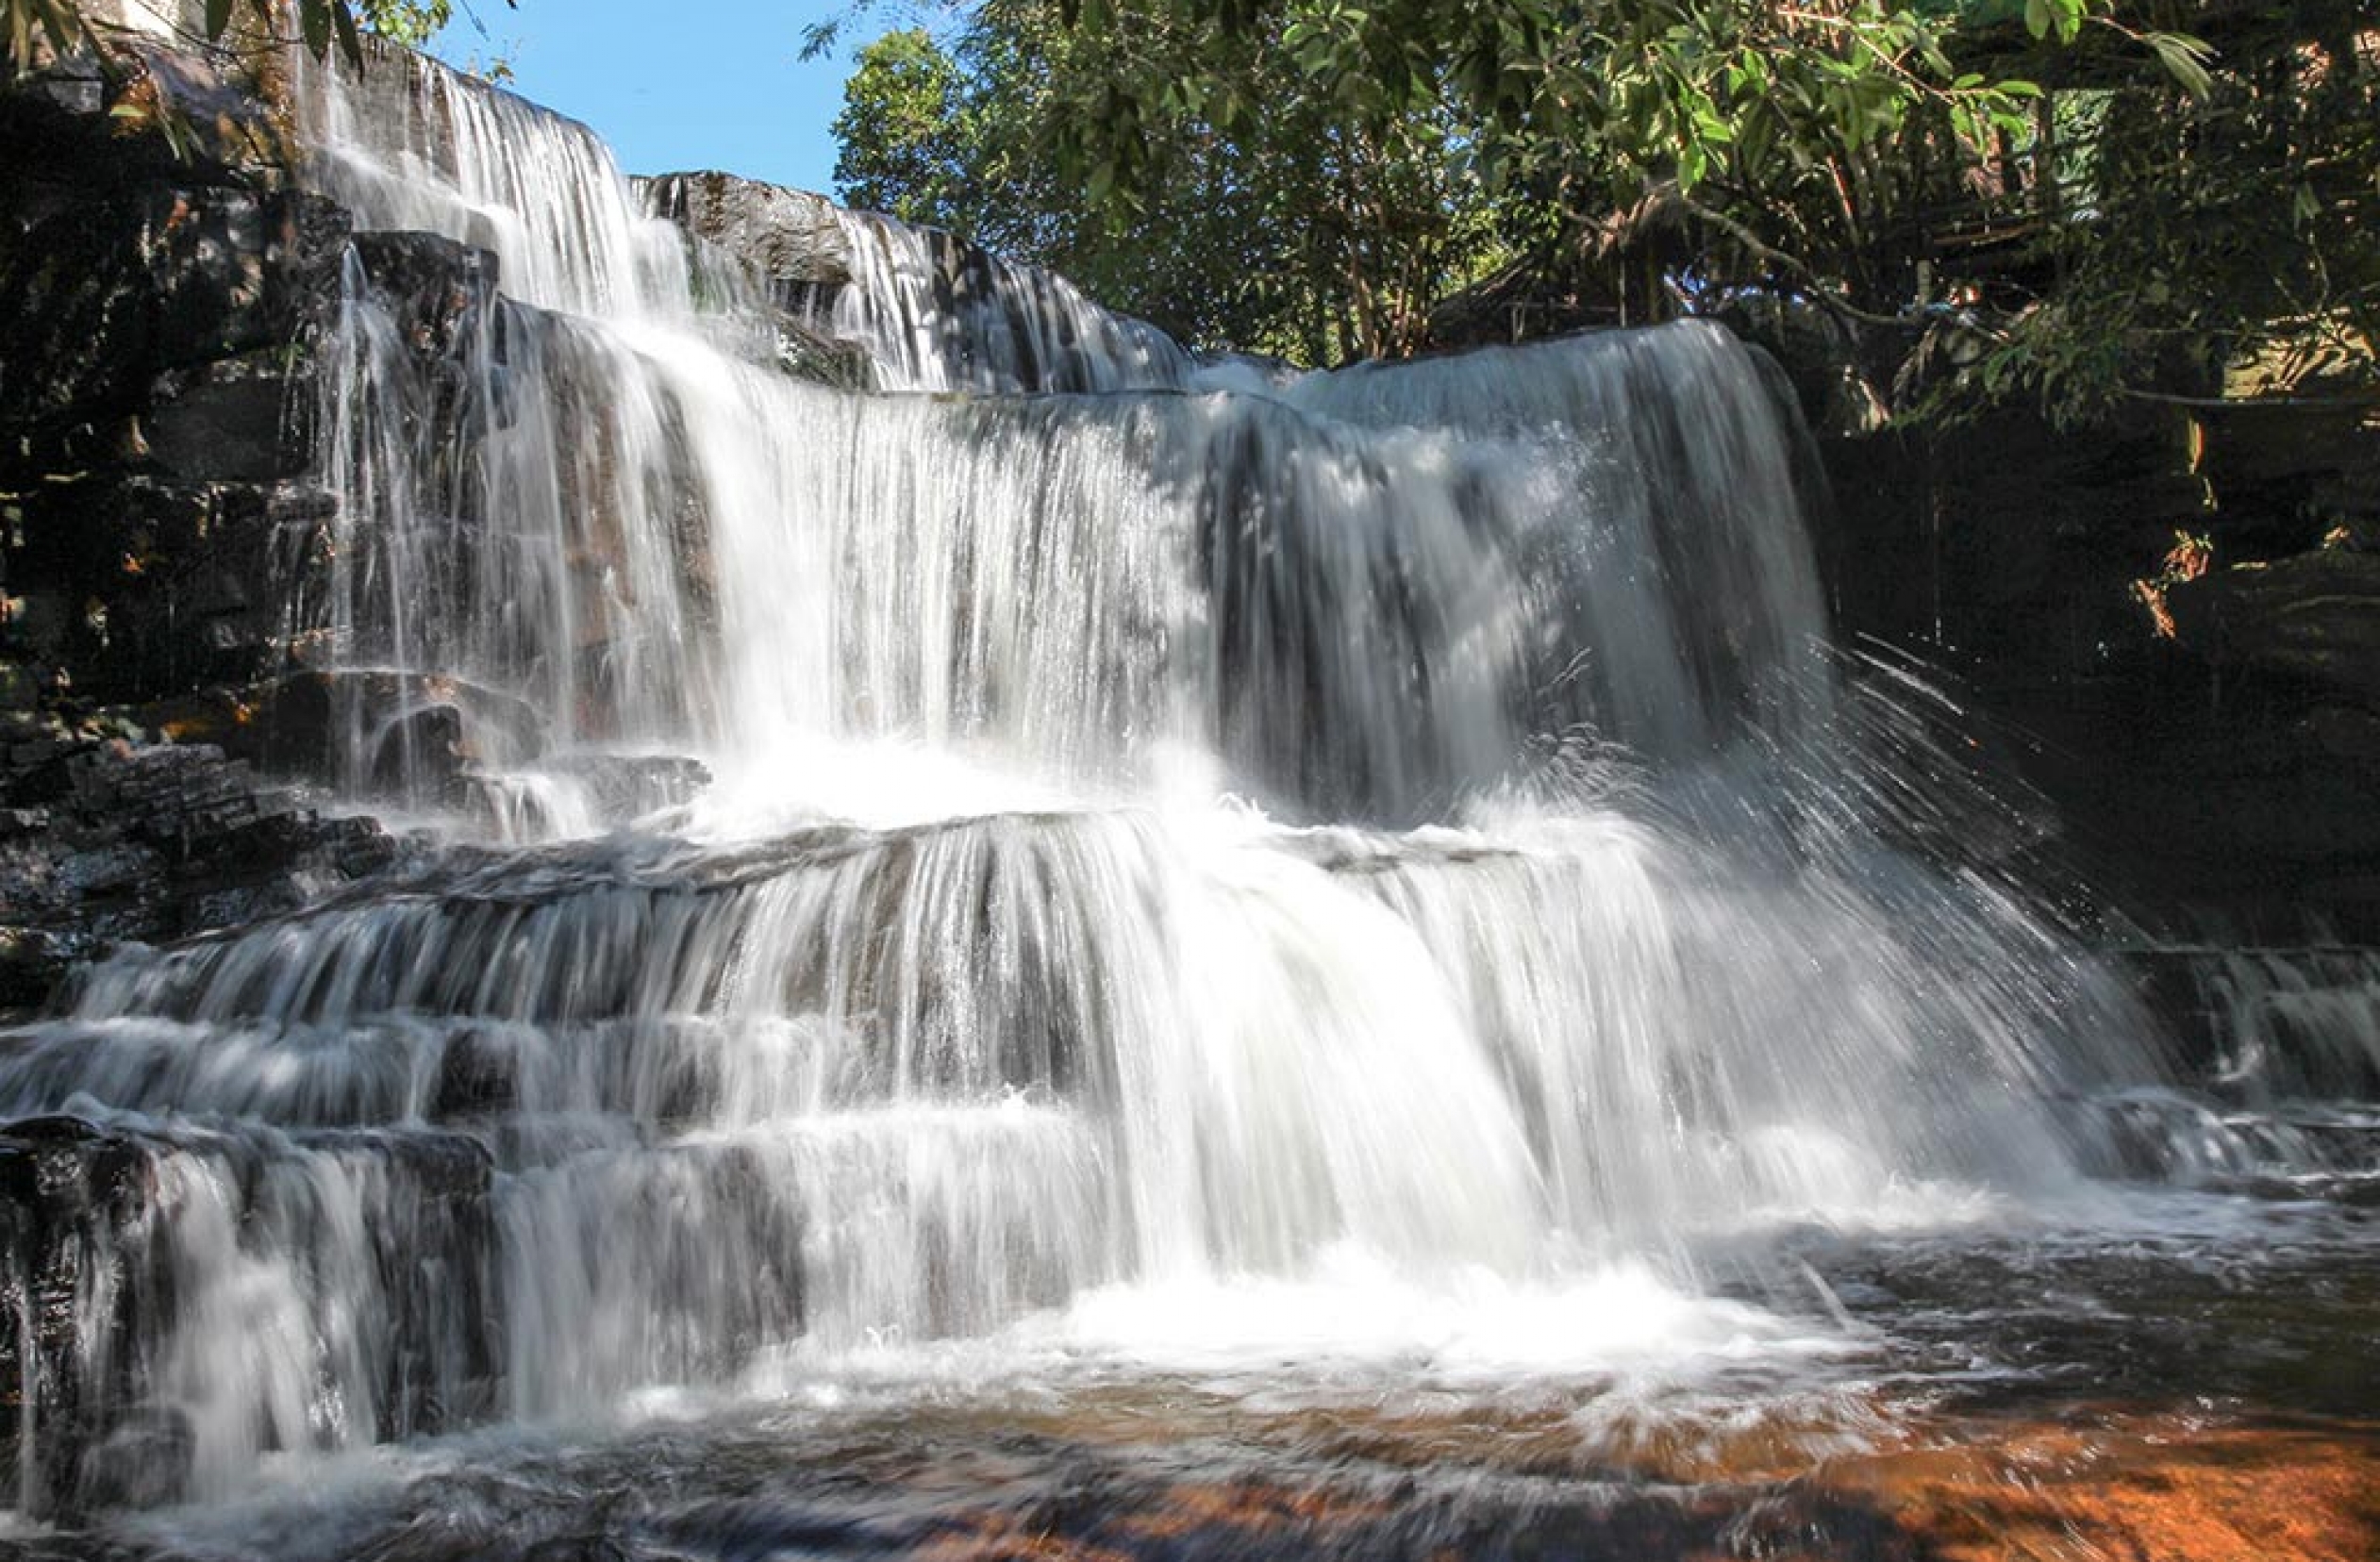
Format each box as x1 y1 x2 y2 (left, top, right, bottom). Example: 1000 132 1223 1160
820 208 1195 393
2173 944 2380 1099
0 42 2274 1522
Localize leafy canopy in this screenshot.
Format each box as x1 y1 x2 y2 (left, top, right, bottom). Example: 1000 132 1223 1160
824 0 2369 420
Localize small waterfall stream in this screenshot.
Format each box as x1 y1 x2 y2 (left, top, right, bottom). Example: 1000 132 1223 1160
2 42 2372 1545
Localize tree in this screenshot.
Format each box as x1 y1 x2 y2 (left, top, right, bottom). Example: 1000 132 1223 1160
819 1 2080 357
826 0 1513 360
1953 9 2376 421
833 28 974 230
893 0 2368 419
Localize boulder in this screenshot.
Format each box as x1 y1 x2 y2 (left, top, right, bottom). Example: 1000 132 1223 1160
2 55 357 748
2170 549 2380 706
636 172 871 389
0 1114 160 1516
6 476 337 705
352 228 503 357
143 350 320 483
0 174 347 479
638 170 851 291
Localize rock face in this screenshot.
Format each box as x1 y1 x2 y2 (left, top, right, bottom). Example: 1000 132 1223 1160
2171 548 2380 699
0 55 430 1013
0 1112 498 1519
0 711 397 1014
4 50 891 1025
636 171 871 388
0 46 536 719
638 170 852 292
638 168 1196 395
0 65 350 710
1811 376 2380 930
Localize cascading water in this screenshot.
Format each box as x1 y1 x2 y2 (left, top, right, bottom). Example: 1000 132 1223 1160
3 39 2372 1547
820 208 1195 394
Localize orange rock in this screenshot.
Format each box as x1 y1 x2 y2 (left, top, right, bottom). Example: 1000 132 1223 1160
1817 1410 2380 1562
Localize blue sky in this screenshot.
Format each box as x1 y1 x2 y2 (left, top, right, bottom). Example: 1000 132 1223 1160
430 0 879 194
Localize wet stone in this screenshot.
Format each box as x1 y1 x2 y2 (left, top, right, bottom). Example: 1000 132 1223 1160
0 1113 505 1519
0 726 396 1014
142 354 320 484
351 228 502 357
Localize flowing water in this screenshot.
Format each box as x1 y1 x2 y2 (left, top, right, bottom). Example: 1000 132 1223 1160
1 44 2373 1559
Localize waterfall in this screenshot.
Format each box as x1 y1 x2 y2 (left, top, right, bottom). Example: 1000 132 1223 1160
818 209 1195 393
0 42 2234 1520
2160 944 2380 1100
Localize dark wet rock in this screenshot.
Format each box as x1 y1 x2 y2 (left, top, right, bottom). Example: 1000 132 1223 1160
125 672 552 806
0 1113 499 1519
2169 548 2380 702
4 475 340 705
4 38 297 187
517 1537 636 1562
143 351 319 484
243 670 547 791
352 229 502 357
0 39 535 798
1813 388 2380 929
2120 943 2380 1094
765 313 874 390
1 49 354 758
0 172 733 775
432 1029 523 1120
527 753 712 823
72 1409 195 1513
0 714 396 1014
0 167 346 480
0 1115 159 1518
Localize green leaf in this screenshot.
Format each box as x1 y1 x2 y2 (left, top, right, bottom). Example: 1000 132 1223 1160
204 0 235 40
2023 0 2049 41
2145 32 2215 100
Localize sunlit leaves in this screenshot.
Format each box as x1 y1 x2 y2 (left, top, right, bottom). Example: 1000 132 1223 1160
819 0 2371 420
2022 0 2084 44
833 27 977 226
5 0 92 70
2143 30 2214 100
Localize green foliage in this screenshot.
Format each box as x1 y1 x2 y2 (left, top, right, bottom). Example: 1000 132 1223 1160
1047 1 2055 231
824 1 2061 356
832 28 973 229
829 0 1513 359
4 0 85 67
358 0 454 48
1007 0 2372 420
1962 25 2377 423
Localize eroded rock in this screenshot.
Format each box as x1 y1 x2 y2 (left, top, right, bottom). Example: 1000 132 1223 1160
2171 548 2380 702
0 712 396 1014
